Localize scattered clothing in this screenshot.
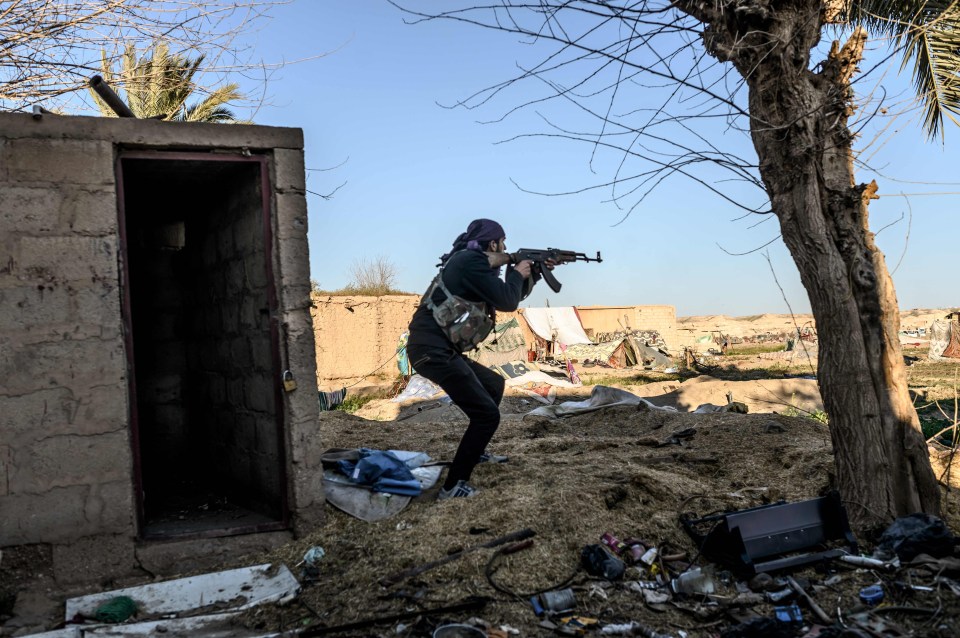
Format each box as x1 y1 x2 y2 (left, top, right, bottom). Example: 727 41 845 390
336 449 422 496
527 385 677 419
319 387 348 411
397 331 413 376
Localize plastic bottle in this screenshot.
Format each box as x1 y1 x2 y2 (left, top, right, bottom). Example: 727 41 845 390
601 532 628 556
669 566 716 595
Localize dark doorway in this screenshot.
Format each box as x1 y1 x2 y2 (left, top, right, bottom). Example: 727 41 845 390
117 152 287 539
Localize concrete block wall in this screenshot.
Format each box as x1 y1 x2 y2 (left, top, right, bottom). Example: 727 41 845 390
0 128 134 548
0 112 322 581
271 148 325 535
191 170 280 513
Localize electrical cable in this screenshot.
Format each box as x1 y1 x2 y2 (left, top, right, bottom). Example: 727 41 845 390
483 544 581 600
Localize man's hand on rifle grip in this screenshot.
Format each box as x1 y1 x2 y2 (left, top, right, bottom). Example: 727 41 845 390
513 259 533 279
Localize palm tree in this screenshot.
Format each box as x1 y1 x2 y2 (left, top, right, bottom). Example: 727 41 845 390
91 42 245 122
848 0 960 139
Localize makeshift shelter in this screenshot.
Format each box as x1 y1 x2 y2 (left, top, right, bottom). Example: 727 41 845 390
0 112 322 583
929 320 960 360
563 338 638 368
522 306 591 360
469 317 528 367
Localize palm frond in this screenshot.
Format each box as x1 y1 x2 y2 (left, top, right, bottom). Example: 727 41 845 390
94 41 245 123
847 0 960 139
180 83 243 123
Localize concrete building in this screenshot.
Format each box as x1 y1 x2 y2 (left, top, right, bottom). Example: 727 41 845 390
0 112 322 583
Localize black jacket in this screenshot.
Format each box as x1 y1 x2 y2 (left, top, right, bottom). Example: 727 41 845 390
408 250 530 351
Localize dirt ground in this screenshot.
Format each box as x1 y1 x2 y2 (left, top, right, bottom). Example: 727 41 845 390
237 389 960 638
4 335 960 637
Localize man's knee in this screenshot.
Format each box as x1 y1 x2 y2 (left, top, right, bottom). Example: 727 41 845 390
473 402 501 430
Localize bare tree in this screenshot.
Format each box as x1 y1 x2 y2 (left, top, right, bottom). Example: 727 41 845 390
0 0 281 110
346 255 400 296
393 0 960 530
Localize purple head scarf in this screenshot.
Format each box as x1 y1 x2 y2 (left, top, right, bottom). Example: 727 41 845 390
439 218 505 265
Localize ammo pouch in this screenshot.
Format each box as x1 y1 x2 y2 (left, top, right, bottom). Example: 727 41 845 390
422 271 493 352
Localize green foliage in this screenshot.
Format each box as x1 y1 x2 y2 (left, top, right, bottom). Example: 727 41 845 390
709 364 813 381
781 393 829 423
920 414 957 445
337 284 409 296
334 395 377 414
725 343 787 356
91 42 244 122
783 405 830 424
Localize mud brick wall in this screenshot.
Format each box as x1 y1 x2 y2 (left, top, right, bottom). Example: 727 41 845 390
311 294 420 387
310 298 676 385
576 305 678 352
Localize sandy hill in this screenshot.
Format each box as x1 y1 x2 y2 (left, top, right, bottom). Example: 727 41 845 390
678 307 958 338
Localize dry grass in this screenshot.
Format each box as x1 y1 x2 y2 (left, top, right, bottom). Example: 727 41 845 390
237 406 853 635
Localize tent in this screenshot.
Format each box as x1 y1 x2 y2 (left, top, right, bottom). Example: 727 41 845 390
523 307 592 346
563 338 638 368
929 320 960 360
469 317 529 368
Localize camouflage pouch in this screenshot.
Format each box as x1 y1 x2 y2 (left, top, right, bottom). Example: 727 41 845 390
423 271 493 352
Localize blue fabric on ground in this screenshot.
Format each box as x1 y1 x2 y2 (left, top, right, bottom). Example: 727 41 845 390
336 449 422 496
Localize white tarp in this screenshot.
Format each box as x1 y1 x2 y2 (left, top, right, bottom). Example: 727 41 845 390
523 307 592 346
526 385 677 418
503 370 578 388
65 564 300 620
392 375 445 402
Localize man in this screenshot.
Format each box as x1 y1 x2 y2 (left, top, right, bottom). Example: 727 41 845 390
407 218 540 499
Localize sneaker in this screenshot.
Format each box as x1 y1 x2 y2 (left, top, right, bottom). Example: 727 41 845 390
437 480 478 500
478 452 509 464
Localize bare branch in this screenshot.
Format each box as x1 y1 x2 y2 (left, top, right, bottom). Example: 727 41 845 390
0 0 290 111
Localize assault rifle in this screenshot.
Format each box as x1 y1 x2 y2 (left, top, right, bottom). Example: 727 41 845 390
487 248 603 293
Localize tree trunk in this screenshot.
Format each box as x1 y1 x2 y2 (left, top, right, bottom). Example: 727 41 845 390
689 3 941 530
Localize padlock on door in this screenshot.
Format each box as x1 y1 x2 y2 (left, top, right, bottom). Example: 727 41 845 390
282 370 297 392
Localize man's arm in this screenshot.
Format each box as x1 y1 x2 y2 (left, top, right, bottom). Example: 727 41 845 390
457 251 526 311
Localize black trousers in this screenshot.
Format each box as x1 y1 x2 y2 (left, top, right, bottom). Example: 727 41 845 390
407 343 505 489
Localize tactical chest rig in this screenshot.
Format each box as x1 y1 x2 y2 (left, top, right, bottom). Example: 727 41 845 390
421 260 494 352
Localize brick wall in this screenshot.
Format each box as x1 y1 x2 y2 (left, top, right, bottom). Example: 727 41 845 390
190 170 280 514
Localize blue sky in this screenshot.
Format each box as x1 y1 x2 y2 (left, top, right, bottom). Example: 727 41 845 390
235 2 958 316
